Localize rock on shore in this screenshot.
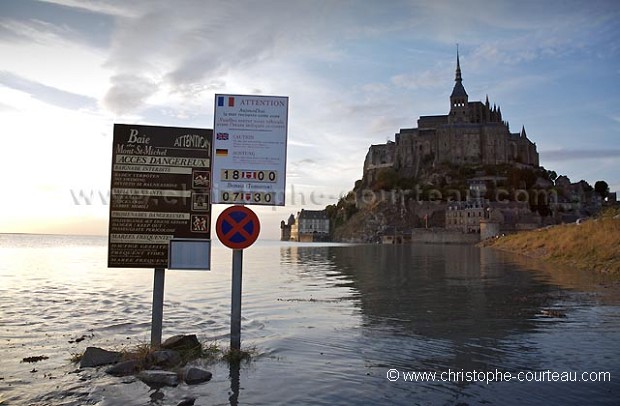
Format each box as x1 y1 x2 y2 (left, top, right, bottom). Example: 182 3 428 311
78 335 213 388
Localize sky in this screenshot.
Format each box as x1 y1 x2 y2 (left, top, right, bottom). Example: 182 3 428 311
0 0 619 240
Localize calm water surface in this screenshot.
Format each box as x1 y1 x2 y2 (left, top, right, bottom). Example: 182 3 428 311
0 234 618 405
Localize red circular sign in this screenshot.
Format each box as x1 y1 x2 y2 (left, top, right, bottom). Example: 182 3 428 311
216 206 260 249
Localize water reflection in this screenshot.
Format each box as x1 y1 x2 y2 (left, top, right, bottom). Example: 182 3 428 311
294 244 560 339
279 244 619 404
228 361 240 406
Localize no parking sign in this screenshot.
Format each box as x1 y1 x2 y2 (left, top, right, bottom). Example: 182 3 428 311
216 206 260 249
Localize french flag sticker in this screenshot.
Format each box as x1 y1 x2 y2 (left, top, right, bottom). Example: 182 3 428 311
217 96 235 107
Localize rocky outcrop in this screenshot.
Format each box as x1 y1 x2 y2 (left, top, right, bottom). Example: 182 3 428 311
134 366 214 387
137 370 179 387
105 359 141 377
78 335 213 388
333 197 447 242
80 347 121 368
161 334 201 352
183 367 213 385
148 350 183 368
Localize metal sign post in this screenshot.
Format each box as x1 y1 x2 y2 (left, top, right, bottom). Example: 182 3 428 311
230 250 243 350
151 267 165 347
216 206 260 350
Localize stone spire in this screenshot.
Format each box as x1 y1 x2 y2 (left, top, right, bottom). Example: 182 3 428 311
455 45 462 82
449 45 469 123
450 45 468 99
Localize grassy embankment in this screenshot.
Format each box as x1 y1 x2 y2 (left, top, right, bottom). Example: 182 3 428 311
482 208 620 275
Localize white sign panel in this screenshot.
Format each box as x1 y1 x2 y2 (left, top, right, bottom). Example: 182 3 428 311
212 94 288 206
168 239 211 270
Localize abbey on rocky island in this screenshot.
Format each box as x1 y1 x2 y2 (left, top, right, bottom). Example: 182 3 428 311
364 51 539 182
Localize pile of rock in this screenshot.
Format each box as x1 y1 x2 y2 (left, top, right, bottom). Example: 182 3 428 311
79 334 212 387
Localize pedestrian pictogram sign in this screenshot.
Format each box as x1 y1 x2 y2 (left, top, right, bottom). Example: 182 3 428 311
216 206 260 249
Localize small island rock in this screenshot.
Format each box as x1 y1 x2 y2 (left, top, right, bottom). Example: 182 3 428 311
106 359 141 377
137 370 179 387
80 347 121 368
184 367 213 385
161 335 201 352
148 350 182 368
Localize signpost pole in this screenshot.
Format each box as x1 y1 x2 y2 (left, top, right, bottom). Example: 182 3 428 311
230 249 243 350
151 267 165 347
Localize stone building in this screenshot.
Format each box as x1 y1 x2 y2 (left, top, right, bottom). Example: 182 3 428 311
445 199 486 234
280 214 295 241
285 209 330 242
364 51 539 183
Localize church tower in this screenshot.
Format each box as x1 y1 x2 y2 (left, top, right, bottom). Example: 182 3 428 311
449 47 468 123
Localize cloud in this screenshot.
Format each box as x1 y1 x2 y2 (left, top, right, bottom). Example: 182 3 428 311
0 101 17 112
391 69 446 90
541 149 620 162
0 1 114 48
288 139 315 148
0 19 32 43
35 0 616 121
369 115 408 136
0 70 97 110
95 2 313 112
36 0 142 18
103 74 158 114
1 0 619 237
287 158 317 178
0 18 65 45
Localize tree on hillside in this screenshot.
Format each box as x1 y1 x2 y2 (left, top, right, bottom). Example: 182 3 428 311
374 168 399 191
581 181 594 193
507 167 537 189
325 192 359 232
594 180 609 199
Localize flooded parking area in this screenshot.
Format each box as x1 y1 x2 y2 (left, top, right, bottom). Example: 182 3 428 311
1 235 618 405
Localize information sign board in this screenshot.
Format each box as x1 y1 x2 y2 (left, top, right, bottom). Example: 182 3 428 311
108 124 212 268
212 94 288 206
